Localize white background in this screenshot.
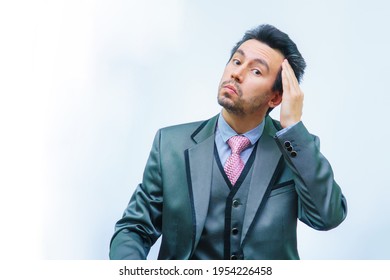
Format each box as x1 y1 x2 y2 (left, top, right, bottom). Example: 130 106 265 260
1 0 389 260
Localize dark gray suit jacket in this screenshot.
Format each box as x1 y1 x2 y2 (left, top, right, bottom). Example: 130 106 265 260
110 114 347 259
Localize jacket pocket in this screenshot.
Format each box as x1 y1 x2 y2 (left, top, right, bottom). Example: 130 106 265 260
269 180 295 197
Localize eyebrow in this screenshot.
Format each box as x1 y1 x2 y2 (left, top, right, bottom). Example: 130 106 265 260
235 49 270 73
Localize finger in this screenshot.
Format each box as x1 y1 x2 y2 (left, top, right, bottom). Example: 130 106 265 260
283 59 299 89
281 60 291 94
283 59 301 97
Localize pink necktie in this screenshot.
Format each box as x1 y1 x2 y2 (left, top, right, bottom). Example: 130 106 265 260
224 135 251 186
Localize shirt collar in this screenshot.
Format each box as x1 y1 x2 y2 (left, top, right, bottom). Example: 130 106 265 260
217 112 265 145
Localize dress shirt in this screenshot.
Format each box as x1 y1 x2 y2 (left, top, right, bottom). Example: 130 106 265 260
215 113 264 165
215 112 300 165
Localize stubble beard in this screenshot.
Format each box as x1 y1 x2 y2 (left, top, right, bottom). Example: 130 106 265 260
218 93 245 116
217 85 270 117
217 80 246 116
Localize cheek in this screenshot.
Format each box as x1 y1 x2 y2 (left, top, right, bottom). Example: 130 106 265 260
243 84 273 103
249 79 274 93
221 68 231 80
244 81 263 95
217 73 228 88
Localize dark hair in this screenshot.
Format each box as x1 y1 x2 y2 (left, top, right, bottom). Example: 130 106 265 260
230 24 306 94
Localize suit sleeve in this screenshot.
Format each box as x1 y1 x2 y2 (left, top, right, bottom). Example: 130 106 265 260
274 121 347 230
109 130 163 259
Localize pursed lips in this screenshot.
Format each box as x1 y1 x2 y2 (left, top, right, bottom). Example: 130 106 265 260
223 84 238 95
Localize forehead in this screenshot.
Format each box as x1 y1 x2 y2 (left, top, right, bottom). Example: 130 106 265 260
236 39 284 72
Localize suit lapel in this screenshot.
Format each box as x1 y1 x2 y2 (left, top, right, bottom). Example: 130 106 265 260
241 116 283 243
186 115 218 251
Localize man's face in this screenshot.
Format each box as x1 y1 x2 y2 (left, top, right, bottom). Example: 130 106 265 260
217 39 284 116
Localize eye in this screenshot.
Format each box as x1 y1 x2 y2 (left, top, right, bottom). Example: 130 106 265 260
232 59 241 66
252 69 262 76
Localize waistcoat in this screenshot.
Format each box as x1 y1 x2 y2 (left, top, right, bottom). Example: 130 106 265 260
191 143 258 260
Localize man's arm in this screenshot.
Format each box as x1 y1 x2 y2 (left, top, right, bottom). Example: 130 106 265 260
275 122 347 229
109 131 163 259
276 59 347 229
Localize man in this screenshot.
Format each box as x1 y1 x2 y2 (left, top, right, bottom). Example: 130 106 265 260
109 24 347 260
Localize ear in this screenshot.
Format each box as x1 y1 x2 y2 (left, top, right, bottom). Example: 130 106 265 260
268 91 282 108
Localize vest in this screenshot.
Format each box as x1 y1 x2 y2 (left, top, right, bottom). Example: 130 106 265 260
191 143 258 260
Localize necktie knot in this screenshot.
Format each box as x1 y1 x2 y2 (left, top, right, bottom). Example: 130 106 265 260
227 135 251 155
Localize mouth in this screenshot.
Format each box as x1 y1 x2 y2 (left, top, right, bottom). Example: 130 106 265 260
223 84 238 95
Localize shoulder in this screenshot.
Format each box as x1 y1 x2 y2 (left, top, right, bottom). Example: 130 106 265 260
159 119 208 136
159 115 218 138
266 116 319 145
267 116 283 131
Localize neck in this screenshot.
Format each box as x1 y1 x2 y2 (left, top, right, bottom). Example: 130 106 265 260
222 109 266 134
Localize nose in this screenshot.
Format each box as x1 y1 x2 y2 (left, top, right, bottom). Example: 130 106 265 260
231 66 244 83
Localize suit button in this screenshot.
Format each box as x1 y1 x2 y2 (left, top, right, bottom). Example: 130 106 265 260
290 151 297 157
287 146 293 152
230 254 238 260
232 199 240 208
284 141 291 148
232 228 239 235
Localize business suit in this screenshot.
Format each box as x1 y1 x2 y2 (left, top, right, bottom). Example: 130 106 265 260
109 114 347 259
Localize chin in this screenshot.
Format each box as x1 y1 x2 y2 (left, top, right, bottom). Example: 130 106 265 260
217 95 232 108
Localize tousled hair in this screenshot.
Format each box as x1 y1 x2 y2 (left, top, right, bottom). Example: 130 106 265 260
230 24 306 94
